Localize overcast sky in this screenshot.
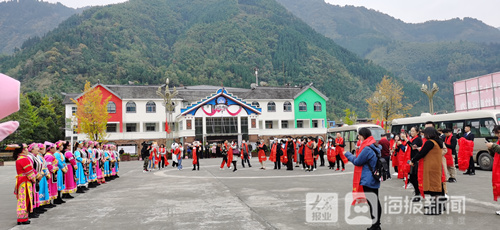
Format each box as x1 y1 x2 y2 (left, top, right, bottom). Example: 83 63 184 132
326 0 500 28
7 0 499 28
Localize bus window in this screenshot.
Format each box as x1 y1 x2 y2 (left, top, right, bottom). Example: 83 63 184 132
466 120 480 137
452 121 464 137
349 130 357 142
479 118 495 137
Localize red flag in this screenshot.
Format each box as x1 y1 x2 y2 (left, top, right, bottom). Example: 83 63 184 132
165 119 171 134
375 119 380 125
381 119 384 128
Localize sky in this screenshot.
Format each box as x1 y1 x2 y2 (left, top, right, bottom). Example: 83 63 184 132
6 0 499 28
325 0 500 28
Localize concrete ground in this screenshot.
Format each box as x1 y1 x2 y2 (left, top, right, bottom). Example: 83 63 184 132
0 158 499 230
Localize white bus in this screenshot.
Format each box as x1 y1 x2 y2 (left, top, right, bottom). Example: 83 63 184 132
327 124 385 153
391 110 500 170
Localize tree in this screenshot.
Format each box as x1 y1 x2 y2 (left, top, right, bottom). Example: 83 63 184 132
71 81 111 142
343 108 357 125
366 76 412 131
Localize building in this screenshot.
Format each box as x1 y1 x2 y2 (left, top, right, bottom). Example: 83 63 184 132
63 84 329 151
453 71 500 112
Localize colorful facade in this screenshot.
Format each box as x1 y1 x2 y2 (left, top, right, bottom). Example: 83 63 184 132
63 84 329 149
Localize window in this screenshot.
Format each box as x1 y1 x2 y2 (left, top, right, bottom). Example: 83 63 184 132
265 121 273 129
106 123 117 133
267 102 276 112
297 120 304 128
283 101 292 112
281 120 288 129
126 123 137 132
252 101 260 108
299 102 307 112
146 101 156 113
126 101 136 113
145 123 156 132
107 101 116 113
314 102 322 112
312 120 318 128
71 107 77 115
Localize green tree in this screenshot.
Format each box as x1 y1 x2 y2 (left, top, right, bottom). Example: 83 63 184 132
343 108 357 125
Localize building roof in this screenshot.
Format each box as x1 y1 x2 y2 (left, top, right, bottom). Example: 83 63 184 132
62 84 325 104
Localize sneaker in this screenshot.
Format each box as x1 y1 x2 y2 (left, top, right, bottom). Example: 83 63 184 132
392 172 398 176
228 167 232 169
313 168 317 171
406 184 413 189
143 170 148 173
341 169 345 172
496 210 500 215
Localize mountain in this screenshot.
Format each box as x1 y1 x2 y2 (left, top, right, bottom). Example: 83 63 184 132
276 0 500 114
0 0 391 117
0 0 85 54
276 0 500 55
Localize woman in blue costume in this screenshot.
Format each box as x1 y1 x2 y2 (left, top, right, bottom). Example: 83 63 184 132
87 141 98 187
74 142 87 193
103 145 111 180
53 141 67 204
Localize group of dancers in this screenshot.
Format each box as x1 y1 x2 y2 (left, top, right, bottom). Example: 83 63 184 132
237 135 349 172
12 140 120 225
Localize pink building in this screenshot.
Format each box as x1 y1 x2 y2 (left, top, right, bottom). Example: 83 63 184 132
454 71 500 112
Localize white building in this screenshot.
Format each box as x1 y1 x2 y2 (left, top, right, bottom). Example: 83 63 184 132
63 84 329 150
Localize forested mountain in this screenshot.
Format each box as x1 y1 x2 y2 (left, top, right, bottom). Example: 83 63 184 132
0 0 391 117
277 0 500 114
0 0 84 54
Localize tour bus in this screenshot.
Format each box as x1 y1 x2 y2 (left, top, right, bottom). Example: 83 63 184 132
327 124 385 153
391 110 500 170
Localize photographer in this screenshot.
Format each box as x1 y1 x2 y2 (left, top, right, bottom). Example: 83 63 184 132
141 142 151 172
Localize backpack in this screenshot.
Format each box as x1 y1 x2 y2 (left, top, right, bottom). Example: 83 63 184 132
368 145 388 181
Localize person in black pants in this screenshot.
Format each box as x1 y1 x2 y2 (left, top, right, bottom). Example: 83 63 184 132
141 142 151 172
334 133 346 171
463 124 475 175
407 127 422 201
317 136 325 166
299 139 306 169
286 136 294 170
274 140 282 170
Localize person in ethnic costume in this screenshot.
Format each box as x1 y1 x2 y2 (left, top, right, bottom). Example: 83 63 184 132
74 142 88 193
87 141 98 187
62 142 77 198
27 143 43 216
95 142 105 184
103 145 111 179
53 141 68 204
43 143 59 206
12 144 37 225
34 143 50 210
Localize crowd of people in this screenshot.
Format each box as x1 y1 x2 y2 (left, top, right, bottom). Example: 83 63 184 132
12 140 120 225
138 135 352 174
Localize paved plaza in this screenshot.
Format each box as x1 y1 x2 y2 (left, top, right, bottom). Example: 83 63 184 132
1 158 499 230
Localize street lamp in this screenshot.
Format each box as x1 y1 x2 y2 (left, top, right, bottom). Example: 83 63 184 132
157 78 178 150
373 91 387 131
421 76 439 114
66 115 78 152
